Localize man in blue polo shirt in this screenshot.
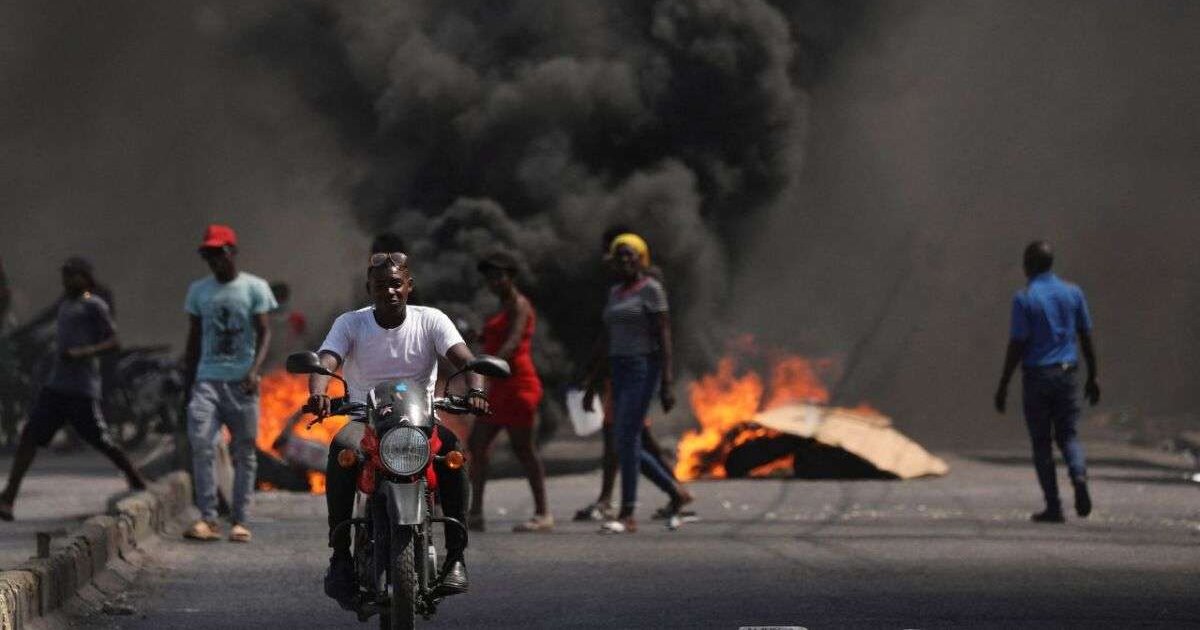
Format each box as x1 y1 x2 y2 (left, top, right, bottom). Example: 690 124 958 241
994 241 1100 523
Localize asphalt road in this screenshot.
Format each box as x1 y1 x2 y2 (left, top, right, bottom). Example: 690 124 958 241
77 446 1200 630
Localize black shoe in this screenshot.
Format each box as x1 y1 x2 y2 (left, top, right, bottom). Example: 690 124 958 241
1031 506 1066 523
324 554 356 609
434 557 468 597
1073 480 1092 518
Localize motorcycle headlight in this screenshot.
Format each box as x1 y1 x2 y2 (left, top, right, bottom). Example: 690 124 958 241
378 426 431 476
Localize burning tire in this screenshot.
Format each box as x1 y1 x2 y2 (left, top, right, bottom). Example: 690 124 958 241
384 526 416 630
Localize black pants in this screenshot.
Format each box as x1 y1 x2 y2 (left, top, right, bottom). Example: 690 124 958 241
26 388 116 449
326 422 468 557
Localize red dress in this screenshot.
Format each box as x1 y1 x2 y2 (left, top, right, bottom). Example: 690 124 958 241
479 305 544 428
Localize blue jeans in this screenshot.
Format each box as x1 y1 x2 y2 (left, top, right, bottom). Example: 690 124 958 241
610 354 676 514
1022 365 1088 507
187 380 259 523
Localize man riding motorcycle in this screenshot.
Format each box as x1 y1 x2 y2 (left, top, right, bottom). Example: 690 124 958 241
306 252 489 607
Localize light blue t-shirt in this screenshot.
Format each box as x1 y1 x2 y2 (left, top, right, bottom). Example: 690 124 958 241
1010 272 1093 368
185 273 277 381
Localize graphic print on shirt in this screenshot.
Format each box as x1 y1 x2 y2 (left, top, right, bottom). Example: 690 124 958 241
209 302 248 361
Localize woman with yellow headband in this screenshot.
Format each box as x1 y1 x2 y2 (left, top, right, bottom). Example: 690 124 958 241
581 232 693 533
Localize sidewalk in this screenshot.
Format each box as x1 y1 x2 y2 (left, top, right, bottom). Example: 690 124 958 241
0 438 172 570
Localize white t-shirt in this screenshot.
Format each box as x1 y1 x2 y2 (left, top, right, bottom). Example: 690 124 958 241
318 305 465 404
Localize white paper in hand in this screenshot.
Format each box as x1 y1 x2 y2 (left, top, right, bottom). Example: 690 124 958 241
566 388 604 437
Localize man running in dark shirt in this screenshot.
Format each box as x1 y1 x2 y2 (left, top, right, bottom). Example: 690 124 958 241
0 257 146 521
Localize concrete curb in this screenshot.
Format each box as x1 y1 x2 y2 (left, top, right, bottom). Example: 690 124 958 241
0 471 191 630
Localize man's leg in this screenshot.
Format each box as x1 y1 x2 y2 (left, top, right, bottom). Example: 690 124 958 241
1022 371 1062 520
70 396 146 490
1051 371 1090 516
186 382 223 524
0 428 38 512
433 424 470 596
435 425 468 554
225 383 259 528
1 392 64 517
324 421 362 606
326 421 364 557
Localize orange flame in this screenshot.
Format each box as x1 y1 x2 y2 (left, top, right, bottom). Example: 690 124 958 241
674 344 833 481
257 369 348 493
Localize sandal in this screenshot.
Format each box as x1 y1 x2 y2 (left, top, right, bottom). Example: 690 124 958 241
573 501 614 522
184 519 221 541
512 514 554 533
598 517 637 534
229 523 253 543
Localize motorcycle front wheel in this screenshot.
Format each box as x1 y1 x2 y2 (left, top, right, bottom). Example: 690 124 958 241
382 526 417 630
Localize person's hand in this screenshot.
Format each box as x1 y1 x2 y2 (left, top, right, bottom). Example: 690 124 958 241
660 381 676 413
466 389 490 415
582 385 597 413
305 394 331 428
993 383 1008 413
241 371 261 395
62 345 90 361
1084 378 1101 406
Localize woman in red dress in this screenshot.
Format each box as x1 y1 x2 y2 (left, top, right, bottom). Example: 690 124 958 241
467 251 551 532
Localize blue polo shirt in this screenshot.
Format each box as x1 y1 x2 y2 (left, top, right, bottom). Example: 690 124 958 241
1010 272 1093 368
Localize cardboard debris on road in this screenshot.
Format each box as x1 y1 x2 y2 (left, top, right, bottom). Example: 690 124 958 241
733 403 949 479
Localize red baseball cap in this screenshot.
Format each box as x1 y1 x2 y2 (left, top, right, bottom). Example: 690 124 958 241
199 224 238 249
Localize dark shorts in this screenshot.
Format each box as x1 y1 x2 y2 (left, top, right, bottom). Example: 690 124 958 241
25 389 112 448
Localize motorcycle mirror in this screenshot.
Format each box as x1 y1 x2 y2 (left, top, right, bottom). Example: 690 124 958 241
466 355 511 378
285 351 331 376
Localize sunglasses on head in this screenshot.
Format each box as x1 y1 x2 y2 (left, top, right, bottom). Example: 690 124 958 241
369 252 408 268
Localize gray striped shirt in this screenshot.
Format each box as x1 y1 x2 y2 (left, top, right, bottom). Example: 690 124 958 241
603 277 668 357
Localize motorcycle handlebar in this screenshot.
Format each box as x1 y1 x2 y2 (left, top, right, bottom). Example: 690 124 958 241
433 395 489 416
303 395 484 417
301 396 367 417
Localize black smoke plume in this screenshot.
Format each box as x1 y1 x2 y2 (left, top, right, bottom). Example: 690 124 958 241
241 0 866 396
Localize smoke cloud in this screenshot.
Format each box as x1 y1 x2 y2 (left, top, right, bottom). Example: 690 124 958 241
736 0 1200 449
0 1 365 347
239 0 866 396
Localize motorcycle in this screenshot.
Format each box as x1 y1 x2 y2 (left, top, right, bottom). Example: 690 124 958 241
285 351 510 629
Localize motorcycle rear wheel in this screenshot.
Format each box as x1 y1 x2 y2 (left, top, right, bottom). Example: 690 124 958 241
382 526 417 630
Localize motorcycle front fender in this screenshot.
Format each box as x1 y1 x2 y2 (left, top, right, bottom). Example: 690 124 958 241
379 478 426 526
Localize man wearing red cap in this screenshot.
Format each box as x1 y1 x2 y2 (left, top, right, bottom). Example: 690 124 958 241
182 225 277 542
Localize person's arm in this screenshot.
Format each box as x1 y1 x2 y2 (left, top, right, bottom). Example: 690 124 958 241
655 311 675 412
995 294 1028 413
494 297 530 361
445 342 490 414
1079 332 1100 405
994 339 1024 413
64 335 119 360
242 312 271 394
1075 288 1100 405
183 315 201 398
581 332 608 412
306 351 343 419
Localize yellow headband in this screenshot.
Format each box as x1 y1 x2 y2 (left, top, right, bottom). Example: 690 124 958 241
609 233 650 268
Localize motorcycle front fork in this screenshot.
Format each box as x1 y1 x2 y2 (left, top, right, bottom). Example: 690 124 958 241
351 490 442 617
